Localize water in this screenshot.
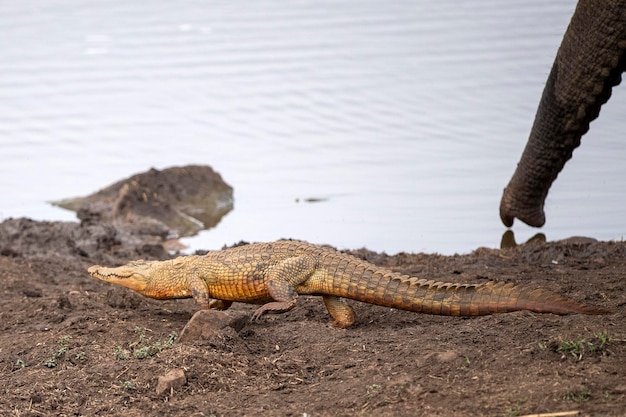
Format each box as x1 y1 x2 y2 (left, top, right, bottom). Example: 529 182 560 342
1 0 625 255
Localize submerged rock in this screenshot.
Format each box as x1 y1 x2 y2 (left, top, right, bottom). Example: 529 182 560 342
53 165 233 239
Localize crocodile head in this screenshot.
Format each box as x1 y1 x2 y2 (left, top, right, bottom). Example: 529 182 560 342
88 260 154 294
88 257 194 300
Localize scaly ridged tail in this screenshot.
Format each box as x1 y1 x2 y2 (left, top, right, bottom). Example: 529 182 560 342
330 272 608 316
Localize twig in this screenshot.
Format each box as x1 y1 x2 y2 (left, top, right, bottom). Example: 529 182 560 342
518 411 579 417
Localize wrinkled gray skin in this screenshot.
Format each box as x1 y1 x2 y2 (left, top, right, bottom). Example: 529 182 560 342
500 0 626 227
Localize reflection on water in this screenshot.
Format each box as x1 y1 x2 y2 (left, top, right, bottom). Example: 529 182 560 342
1 0 625 255
500 230 546 250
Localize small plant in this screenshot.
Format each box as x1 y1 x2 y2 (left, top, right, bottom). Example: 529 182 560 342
367 383 382 398
133 332 177 359
122 381 136 390
15 359 25 369
75 351 87 361
556 332 610 360
557 340 584 360
115 329 177 360
44 359 57 368
565 387 592 403
505 399 524 417
133 344 163 359
113 346 129 361
44 335 72 368
588 332 609 352
134 326 147 342
458 355 472 372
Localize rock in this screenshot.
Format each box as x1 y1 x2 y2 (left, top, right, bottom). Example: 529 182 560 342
0 165 232 261
52 165 233 239
156 369 187 396
178 310 248 343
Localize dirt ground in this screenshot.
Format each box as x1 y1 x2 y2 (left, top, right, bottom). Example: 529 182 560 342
0 217 624 417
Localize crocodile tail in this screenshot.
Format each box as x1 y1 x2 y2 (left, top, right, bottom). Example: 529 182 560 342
450 281 609 316
341 274 609 316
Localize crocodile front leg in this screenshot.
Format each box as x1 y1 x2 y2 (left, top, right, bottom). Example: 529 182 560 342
189 275 211 309
251 255 317 320
188 276 233 310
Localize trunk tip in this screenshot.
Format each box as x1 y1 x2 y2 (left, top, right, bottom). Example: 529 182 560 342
499 188 546 227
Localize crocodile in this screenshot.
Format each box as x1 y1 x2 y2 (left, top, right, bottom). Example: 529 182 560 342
88 240 608 327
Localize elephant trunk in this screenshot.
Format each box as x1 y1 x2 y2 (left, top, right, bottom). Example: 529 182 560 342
500 0 626 227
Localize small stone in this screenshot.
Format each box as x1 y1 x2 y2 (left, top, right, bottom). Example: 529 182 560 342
23 288 43 298
435 350 460 363
156 368 187 396
178 310 248 343
613 384 626 395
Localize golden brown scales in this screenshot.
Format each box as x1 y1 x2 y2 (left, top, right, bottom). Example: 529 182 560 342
88 240 609 328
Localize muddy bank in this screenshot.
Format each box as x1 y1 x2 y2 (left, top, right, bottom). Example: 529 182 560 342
0 210 624 415
0 213 626 416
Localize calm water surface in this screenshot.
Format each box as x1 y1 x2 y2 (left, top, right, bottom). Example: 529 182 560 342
1 0 625 254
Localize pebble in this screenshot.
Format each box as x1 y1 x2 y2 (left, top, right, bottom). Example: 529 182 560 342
156 368 187 396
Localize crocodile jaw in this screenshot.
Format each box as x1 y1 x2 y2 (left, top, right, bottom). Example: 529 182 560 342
88 261 151 294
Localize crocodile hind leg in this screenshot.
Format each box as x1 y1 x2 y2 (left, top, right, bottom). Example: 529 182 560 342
251 255 317 321
323 295 356 328
209 300 233 310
